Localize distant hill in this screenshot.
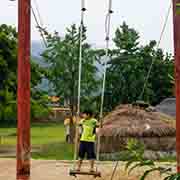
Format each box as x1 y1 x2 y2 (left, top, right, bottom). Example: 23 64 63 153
31 41 47 67
31 41 51 92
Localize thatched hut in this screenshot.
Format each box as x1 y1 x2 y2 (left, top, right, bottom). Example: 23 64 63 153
99 105 175 154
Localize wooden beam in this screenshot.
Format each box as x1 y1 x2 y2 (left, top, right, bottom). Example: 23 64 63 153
69 170 101 177
17 0 31 179
172 0 180 173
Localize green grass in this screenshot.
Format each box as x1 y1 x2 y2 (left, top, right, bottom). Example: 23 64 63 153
31 123 66 145
0 122 74 160
32 142 74 160
0 123 176 162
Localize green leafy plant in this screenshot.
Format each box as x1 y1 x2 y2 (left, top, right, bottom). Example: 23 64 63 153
125 139 147 172
125 139 178 180
168 74 175 85
164 173 180 180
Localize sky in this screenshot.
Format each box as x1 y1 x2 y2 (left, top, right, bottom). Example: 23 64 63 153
1 0 174 53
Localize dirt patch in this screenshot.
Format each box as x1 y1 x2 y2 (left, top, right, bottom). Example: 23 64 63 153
0 159 176 180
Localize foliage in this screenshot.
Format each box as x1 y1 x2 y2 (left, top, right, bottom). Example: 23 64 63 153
0 24 49 122
0 21 175 120
125 139 179 180
31 93 50 120
0 24 17 95
41 24 100 114
164 174 180 180
0 88 16 122
125 139 155 175
104 22 174 111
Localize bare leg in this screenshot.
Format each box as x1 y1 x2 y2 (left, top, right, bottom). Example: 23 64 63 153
77 159 83 171
90 160 95 172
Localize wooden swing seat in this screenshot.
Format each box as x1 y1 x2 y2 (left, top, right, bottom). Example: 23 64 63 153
69 169 101 177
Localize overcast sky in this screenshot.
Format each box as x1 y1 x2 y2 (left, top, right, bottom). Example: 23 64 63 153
1 0 174 53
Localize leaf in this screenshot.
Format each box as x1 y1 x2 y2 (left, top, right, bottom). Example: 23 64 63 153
164 173 180 180
140 168 162 180
125 159 136 172
159 167 172 176
128 160 155 175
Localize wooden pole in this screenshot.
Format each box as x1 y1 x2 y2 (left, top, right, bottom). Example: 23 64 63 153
17 0 31 179
172 0 180 172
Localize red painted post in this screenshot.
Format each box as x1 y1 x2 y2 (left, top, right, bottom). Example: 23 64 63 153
172 0 180 173
17 0 31 179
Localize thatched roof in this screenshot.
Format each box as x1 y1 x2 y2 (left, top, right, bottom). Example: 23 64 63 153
100 105 175 138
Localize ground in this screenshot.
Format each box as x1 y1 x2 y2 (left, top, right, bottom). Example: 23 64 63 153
0 159 176 180
0 123 177 179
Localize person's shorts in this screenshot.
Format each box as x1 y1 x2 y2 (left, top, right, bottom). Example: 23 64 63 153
78 141 96 160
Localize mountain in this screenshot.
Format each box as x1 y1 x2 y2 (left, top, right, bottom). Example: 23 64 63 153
31 41 47 67
31 41 51 92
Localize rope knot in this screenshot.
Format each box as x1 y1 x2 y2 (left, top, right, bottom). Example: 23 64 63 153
109 10 113 14
105 37 110 41
82 8 86 11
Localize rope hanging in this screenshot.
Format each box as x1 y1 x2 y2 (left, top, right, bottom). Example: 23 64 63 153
33 0 44 28
31 4 48 47
97 0 113 162
77 0 86 116
99 0 113 120
72 0 113 170
73 0 86 169
139 1 172 100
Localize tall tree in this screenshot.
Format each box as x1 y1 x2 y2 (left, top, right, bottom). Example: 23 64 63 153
0 24 48 122
42 24 99 114
104 22 174 111
0 24 17 121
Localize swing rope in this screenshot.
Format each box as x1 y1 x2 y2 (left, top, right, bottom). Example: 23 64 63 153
72 0 113 172
77 0 86 118
31 5 48 48
139 1 172 100
97 0 113 162
72 0 86 170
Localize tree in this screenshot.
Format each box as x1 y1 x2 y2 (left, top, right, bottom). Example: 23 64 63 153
113 22 140 54
42 24 100 114
0 24 17 122
0 24 49 122
0 24 17 96
138 43 174 104
104 22 174 111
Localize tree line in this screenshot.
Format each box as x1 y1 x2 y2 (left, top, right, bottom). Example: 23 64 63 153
0 22 174 122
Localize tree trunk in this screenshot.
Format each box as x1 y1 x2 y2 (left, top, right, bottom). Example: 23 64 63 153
69 116 75 144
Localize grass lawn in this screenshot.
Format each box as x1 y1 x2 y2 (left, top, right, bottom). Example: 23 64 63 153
0 123 176 162
0 122 74 160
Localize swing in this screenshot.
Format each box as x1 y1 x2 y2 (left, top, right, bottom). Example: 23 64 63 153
69 0 113 177
69 169 101 178
69 0 113 178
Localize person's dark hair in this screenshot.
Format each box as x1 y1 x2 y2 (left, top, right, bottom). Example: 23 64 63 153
83 109 93 117
94 112 99 119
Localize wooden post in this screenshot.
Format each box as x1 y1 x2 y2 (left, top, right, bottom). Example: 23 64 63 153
17 0 31 179
172 0 180 172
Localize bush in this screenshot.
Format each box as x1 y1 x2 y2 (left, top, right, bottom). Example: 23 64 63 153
31 94 51 120
31 102 50 120
3 103 16 121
